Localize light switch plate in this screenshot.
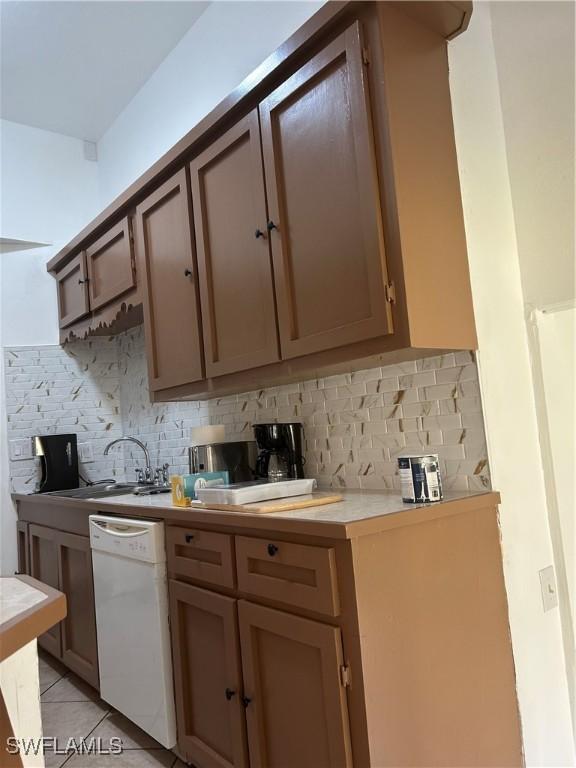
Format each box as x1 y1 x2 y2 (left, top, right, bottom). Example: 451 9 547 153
9 438 33 461
539 565 559 612
78 443 94 463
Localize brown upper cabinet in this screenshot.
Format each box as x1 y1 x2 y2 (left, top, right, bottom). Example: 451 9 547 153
260 22 392 359
85 218 136 311
135 169 204 391
190 110 279 378
55 252 90 329
53 217 140 340
48 2 477 399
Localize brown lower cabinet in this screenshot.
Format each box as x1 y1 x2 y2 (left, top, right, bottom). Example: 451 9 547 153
166 495 523 768
27 523 99 689
169 581 248 768
169 580 351 768
238 601 352 768
16 520 29 575
18 493 522 767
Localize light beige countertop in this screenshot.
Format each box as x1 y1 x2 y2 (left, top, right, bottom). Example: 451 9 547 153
100 488 479 523
0 578 47 625
0 576 66 662
15 488 499 539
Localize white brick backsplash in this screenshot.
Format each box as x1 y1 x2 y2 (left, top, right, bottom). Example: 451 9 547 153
398 371 436 389
417 353 456 371
401 401 440 418
4 328 490 492
365 377 400 394
421 414 462 431
435 364 478 384
454 351 475 365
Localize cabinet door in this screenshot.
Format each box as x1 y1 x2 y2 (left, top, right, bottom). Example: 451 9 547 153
16 521 29 575
190 110 279 377
169 581 247 768
57 531 99 689
29 524 62 657
86 218 136 311
260 21 392 359
238 601 352 768
135 169 204 391
56 252 90 329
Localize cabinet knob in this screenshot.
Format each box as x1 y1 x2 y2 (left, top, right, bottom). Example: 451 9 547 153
255 229 265 239
267 220 278 232
241 696 252 708
78 278 87 285
225 688 236 701
185 534 194 543
267 543 278 557
184 269 193 277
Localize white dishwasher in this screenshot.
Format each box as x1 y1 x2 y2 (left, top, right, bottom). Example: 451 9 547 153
89 514 176 748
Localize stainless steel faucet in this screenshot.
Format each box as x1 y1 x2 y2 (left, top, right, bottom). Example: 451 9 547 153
104 437 153 483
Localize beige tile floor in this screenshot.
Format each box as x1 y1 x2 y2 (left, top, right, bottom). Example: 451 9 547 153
39 653 188 768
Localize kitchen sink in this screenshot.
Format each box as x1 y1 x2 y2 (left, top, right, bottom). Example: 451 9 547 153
44 483 150 500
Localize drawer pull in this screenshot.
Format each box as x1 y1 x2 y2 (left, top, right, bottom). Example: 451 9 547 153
267 543 278 557
185 534 195 543
225 688 236 701
241 696 252 708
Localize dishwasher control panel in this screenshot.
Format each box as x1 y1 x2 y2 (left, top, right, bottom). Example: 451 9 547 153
89 514 165 563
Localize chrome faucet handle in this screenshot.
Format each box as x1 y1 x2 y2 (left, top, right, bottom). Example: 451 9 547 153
162 463 170 486
135 468 145 484
144 466 153 484
153 468 162 486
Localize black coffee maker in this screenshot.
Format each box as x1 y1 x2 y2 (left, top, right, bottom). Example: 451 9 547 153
34 434 79 492
253 423 305 481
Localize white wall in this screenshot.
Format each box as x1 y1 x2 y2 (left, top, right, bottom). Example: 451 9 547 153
97 1 323 206
535 308 576 615
0 119 100 347
490 5 576 727
0 119 100 574
448 4 576 764
0 251 14 575
491 1 575 311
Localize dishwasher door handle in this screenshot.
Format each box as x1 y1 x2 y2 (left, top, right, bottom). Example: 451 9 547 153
90 520 148 537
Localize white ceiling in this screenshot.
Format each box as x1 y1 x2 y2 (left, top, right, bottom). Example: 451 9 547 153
0 1 210 141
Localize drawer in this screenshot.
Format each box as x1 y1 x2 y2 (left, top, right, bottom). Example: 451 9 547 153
166 527 235 589
235 536 339 616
